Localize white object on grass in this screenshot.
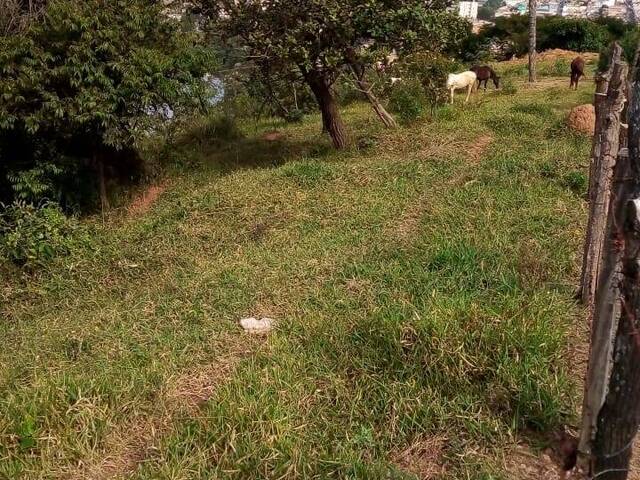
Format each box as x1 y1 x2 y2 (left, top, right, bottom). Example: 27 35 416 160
239 317 275 334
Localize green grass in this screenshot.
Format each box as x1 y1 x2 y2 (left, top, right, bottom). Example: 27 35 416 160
0 68 592 479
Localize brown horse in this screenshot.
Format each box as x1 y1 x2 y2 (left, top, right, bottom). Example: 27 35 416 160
470 65 500 90
570 57 585 90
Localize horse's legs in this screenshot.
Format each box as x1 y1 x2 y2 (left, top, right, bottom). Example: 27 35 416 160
450 87 454 104
465 84 472 103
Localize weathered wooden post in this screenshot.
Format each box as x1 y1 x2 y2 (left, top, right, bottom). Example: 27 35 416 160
577 51 640 480
580 43 624 308
528 0 537 83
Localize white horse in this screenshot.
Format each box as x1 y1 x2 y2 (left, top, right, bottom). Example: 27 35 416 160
446 71 477 104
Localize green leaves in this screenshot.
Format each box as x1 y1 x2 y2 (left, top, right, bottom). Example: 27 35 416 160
0 0 217 206
0 200 87 269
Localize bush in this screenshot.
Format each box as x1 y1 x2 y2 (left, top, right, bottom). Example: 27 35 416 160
0 0 215 209
388 80 428 123
540 17 609 52
0 201 86 268
475 15 634 58
598 30 639 72
390 52 462 112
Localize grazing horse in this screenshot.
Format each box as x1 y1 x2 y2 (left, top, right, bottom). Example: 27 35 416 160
570 57 585 90
470 65 500 90
446 71 477 104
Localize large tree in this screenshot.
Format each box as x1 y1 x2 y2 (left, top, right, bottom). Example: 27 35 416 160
0 0 215 208
202 0 468 148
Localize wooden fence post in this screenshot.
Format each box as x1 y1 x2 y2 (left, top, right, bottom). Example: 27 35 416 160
577 53 640 480
580 43 623 307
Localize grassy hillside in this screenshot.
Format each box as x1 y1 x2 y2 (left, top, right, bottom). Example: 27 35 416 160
0 69 594 479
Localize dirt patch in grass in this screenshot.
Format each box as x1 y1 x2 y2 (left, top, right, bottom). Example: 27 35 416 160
392 436 447 479
127 181 168 217
262 130 287 142
468 134 493 163
502 443 565 480
64 339 257 480
416 134 467 160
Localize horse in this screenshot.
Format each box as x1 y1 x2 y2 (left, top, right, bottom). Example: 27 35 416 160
570 57 585 90
446 71 477 104
470 65 500 90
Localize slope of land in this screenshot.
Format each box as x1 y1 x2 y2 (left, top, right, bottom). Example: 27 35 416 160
1 66 598 479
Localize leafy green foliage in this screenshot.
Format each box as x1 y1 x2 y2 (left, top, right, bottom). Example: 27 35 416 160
6 163 63 202
203 0 469 147
477 0 505 20
0 0 216 207
0 201 87 268
181 112 244 148
388 79 428 123
540 16 610 52
599 28 640 71
475 15 635 58
391 51 462 110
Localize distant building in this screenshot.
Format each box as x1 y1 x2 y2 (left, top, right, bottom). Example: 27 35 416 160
488 0 638 21
459 1 479 20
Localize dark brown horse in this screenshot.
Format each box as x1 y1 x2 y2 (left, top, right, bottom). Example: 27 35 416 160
570 56 585 90
470 65 500 90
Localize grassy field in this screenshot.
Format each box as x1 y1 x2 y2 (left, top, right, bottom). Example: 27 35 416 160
0 63 596 479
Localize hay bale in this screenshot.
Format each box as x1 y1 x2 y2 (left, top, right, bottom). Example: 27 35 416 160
567 104 595 136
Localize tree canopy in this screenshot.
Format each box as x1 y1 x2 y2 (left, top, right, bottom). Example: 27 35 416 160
203 0 469 148
0 0 215 208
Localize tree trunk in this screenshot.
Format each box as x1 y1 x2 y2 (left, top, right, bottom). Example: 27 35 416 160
577 53 640 480
305 70 347 149
349 63 397 129
528 0 537 83
95 151 110 211
579 44 624 307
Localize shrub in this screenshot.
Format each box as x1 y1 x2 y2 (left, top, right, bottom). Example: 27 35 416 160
0 201 86 268
598 30 639 72
388 80 428 123
539 17 609 52
391 52 462 113
0 0 215 209
475 15 634 58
